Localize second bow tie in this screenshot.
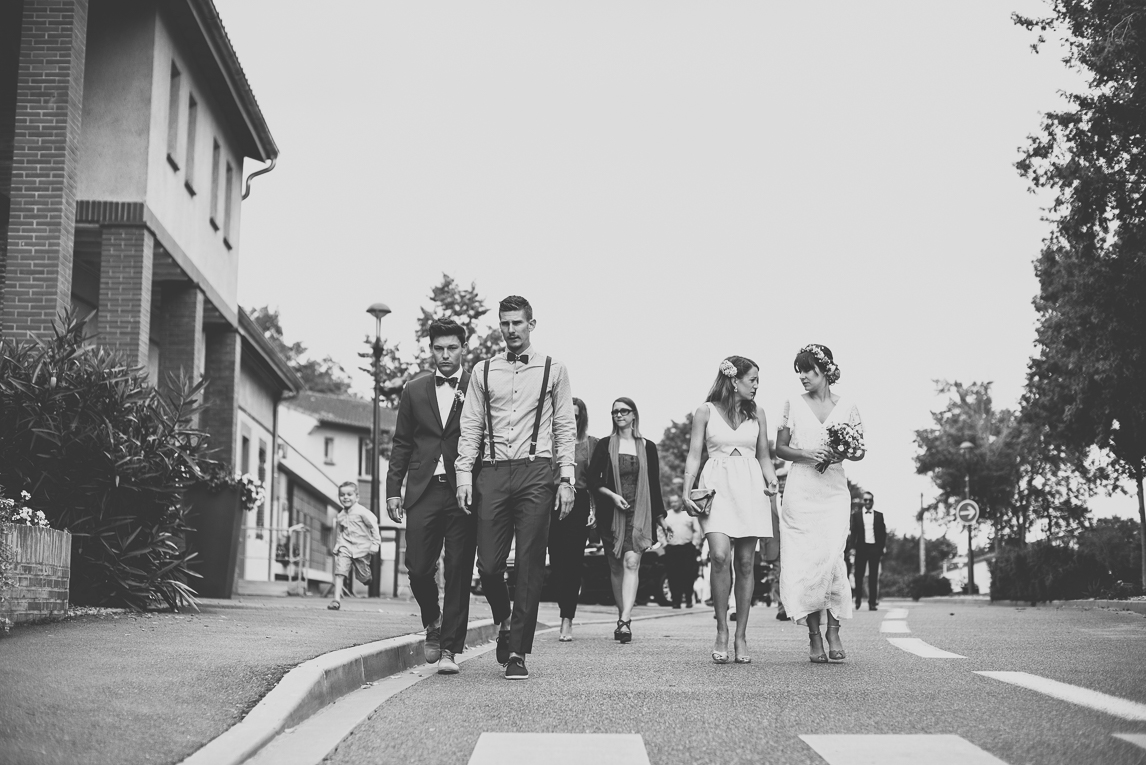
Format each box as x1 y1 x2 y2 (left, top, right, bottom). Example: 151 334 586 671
507 352 529 364
435 376 458 388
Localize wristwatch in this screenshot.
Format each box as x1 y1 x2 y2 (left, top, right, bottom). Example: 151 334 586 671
559 477 573 487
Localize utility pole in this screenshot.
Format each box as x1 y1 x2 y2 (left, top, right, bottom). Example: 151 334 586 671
919 492 926 575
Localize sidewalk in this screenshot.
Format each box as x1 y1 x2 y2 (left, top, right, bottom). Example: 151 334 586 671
0 594 662 765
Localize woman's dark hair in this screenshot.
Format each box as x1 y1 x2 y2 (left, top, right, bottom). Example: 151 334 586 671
573 397 588 441
794 344 841 385
706 356 759 424
428 319 466 345
610 396 642 440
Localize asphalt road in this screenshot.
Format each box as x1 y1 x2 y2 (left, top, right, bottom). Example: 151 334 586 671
323 601 1146 765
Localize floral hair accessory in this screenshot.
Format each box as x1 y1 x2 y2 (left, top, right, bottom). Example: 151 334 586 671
799 344 841 385
719 359 738 378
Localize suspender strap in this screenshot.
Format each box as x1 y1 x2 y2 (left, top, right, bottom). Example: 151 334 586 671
483 359 495 461
528 356 552 461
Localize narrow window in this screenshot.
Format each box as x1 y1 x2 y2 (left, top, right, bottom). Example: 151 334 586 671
241 435 251 473
359 436 373 477
209 140 220 229
166 62 181 169
184 94 198 194
223 161 234 248
324 437 334 464
257 441 268 527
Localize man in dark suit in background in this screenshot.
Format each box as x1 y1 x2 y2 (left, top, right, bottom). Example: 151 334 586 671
386 319 476 675
850 490 886 611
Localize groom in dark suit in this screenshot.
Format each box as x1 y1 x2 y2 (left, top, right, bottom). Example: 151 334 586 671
386 319 477 674
849 491 886 611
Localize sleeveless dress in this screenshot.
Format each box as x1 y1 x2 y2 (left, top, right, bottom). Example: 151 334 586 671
778 395 863 624
698 403 772 539
599 454 641 555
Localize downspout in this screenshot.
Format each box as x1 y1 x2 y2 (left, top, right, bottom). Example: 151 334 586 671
243 157 276 200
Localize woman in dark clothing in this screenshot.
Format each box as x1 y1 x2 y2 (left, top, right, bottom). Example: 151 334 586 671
588 397 668 643
548 397 598 642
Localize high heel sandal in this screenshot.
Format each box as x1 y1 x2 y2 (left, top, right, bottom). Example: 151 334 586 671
808 629 828 664
825 624 846 660
616 619 632 644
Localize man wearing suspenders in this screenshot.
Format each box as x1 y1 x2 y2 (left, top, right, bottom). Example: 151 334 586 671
455 295 577 680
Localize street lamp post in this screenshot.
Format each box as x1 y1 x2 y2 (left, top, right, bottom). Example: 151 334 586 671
366 302 391 598
959 440 975 595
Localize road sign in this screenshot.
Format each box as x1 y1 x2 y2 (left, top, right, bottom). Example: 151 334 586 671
954 499 980 525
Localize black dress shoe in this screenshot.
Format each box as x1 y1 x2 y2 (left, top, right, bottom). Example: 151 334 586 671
504 656 529 680
495 629 511 665
424 624 442 664
868 604 878 611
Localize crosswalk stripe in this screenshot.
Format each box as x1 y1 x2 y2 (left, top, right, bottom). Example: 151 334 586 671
1114 733 1146 751
884 608 910 619
977 672 1146 722
468 733 650 765
800 734 1009 764
886 637 965 658
879 620 910 633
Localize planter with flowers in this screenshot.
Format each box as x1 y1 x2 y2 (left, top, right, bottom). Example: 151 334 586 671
1 488 71 632
184 467 267 599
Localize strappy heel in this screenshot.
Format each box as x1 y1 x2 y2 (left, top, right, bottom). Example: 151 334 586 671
616 619 632 644
825 624 846 661
808 629 828 664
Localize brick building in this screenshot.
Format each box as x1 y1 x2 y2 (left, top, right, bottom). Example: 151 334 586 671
0 0 277 474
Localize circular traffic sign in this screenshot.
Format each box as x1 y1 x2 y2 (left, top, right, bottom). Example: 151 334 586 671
954 499 980 525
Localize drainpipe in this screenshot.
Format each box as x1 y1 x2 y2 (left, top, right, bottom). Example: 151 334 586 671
242 157 277 200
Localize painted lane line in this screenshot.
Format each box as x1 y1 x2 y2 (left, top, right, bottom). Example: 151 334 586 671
886 638 966 659
469 733 650 765
800 734 1009 764
884 608 910 619
1114 733 1146 751
879 620 910 633
976 672 1146 722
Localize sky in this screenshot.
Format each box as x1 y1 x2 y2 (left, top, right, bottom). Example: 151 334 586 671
214 1 1130 543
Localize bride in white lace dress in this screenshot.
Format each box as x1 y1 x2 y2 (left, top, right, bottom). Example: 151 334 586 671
775 344 865 663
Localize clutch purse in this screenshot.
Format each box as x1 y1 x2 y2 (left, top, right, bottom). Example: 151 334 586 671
689 488 715 515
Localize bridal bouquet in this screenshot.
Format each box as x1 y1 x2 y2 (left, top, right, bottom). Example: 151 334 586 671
817 423 864 473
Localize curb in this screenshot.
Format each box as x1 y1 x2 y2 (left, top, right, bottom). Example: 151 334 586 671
986 598 1146 615
179 619 500 765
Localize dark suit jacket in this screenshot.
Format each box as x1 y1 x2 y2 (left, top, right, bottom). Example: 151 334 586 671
385 371 471 507
587 437 667 531
849 509 886 556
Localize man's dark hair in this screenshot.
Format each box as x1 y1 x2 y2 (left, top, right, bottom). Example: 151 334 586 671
863 491 874 501
499 295 533 321
428 319 466 345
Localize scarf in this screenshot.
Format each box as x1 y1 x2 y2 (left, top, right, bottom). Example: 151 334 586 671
608 434 653 559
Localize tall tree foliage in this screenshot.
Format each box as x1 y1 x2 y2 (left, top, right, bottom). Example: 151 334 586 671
248 306 355 395
414 274 505 370
1015 2 1146 585
914 382 1024 544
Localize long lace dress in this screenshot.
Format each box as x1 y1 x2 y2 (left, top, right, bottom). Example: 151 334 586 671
778 395 863 624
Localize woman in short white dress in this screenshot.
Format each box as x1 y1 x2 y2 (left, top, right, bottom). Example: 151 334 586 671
683 356 779 664
775 344 865 663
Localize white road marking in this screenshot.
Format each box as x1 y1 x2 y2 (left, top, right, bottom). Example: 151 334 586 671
977 672 1146 722
800 734 1009 764
884 608 910 619
1114 733 1146 751
469 733 650 765
879 620 910 633
886 638 965 659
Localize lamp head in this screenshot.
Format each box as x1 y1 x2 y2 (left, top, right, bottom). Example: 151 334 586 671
959 441 974 452
366 302 392 321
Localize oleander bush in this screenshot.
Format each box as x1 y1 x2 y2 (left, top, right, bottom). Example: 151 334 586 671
0 315 212 610
909 573 953 600
989 527 1142 604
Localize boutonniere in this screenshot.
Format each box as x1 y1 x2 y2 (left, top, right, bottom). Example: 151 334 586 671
453 387 465 406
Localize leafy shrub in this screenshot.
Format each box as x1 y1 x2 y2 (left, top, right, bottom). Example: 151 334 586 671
0 316 211 610
909 573 953 600
989 537 1136 604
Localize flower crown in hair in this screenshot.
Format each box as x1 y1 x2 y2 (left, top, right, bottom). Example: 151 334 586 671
719 359 738 378
800 344 841 384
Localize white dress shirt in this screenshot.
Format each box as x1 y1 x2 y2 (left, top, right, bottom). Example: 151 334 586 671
862 509 876 544
433 369 461 475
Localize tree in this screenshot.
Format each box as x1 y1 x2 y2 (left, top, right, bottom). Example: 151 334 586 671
657 413 703 501
914 382 1024 546
1015 2 1146 586
247 306 354 395
414 274 505 370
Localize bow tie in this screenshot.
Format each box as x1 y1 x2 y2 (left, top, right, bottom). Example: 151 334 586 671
507 352 529 364
435 376 458 388
864 509 873 514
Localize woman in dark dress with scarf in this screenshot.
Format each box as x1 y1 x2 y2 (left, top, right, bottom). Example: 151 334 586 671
588 397 668 644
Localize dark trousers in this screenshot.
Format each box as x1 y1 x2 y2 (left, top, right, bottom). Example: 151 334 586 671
404 478 477 653
476 459 555 655
547 488 591 620
664 544 698 606
853 544 882 608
